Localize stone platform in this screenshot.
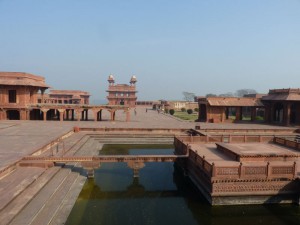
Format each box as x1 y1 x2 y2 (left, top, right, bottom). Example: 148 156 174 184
175 136 300 205
0 108 299 224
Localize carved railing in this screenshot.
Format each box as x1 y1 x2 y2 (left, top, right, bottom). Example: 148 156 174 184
175 135 274 144
273 137 300 151
188 149 297 180
22 155 188 163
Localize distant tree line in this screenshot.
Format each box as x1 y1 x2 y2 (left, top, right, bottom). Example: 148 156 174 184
205 89 257 98
182 89 257 101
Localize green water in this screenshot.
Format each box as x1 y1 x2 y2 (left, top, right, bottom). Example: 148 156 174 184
66 144 300 225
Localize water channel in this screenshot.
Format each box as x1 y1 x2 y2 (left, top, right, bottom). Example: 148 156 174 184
66 144 300 225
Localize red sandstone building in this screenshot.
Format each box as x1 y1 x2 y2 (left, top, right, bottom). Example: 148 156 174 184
38 90 90 105
262 89 300 126
106 75 137 107
0 72 130 122
197 97 264 123
0 72 49 120
198 89 300 125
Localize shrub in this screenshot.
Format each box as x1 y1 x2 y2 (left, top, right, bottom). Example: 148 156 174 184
164 108 169 113
187 109 193 114
194 108 199 112
169 109 175 115
181 107 186 112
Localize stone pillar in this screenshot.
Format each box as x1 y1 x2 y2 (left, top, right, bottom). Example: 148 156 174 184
81 111 84 120
235 107 241 121
221 108 226 122
41 109 49 121
285 103 291 126
58 109 65 122
99 110 102 121
110 110 115 121
66 109 70 120
72 109 75 121
92 110 98 122
269 103 274 123
75 109 83 121
126 109 130 122
20 109 27 120
251 107 256 121
81 162 100 179
85 110 88 121
127 161 145 178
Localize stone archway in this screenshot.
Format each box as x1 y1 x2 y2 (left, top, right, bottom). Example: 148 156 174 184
6 110 20 120
274 103 284 123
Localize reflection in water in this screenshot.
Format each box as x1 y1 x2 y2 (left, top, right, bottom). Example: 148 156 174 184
66 145 300 225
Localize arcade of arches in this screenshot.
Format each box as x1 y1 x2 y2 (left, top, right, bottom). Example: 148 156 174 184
5 105 131 122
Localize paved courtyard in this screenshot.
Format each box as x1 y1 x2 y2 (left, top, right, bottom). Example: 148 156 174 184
0 107 297 172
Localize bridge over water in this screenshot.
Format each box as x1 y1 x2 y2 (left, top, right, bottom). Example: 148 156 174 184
21 155 188 178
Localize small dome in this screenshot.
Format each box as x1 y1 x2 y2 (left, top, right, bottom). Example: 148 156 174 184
108 74 115 83
130 75 137 83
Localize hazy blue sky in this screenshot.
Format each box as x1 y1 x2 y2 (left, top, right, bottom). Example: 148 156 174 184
0 0 300 102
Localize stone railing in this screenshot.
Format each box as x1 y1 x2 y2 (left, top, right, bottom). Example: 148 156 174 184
175 135 274 144
188 149 297 180
273 137 300 151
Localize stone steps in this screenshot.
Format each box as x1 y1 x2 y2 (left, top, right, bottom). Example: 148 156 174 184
94 137 174 144
9 168 73 225
0 167 60 225
0 167 45 212
29 172 80 225
41 133 89 157
48 175 86 225
64 135 90 156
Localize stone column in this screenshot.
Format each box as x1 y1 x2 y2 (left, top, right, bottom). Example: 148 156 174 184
85 110 88 121
81 162 100 179
41 109 49 121
92 109 98 122
235 107 241 121
99 110 102 121
75 109 83 121
58 109 65 122
71 109 75 121
20 109 27 120
66 109 70 120
110 110 116 121
284 103 291 126
251 107 256 121
126 109 130 122
270 103 274 123
127 161 145 178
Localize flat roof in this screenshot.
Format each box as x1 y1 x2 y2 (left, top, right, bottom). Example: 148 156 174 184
0 72 49 88
199 97 264 107
217 142 300 158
